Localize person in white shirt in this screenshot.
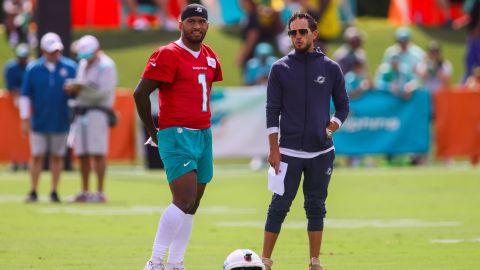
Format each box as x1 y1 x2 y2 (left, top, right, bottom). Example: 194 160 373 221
65 35 117 203
417 41 452 94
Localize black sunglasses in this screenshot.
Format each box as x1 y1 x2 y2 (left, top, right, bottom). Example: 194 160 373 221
288 28 309 37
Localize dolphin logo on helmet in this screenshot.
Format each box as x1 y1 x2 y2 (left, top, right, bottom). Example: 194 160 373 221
223 249 265 270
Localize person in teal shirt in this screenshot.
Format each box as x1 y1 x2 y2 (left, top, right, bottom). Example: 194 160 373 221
376 54 419 100
376 54 423 166
344 58 372 99
244 42 278 85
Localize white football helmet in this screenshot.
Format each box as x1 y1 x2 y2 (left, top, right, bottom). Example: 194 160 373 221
223 249 265 270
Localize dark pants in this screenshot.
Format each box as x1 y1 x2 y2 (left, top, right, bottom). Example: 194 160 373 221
265 151 335 233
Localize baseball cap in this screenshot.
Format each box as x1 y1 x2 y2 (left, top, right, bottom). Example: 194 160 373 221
15 43 30 58
395 27 411 42
390 54 401 62
427 40 441 52
254 42 273 57
40 32 64 53
343 26 361 41
180 4 208 21
76 35 100 60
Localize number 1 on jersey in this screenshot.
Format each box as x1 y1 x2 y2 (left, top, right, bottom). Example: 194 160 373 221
198 73 208 112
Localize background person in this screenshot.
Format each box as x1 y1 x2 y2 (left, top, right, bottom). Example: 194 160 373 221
333 26 367 74
376 54 419 100
3 43 30 171
465 65 480 90
244 42 278 86
19 32 77 203
4 43 30 105
344 57 372 99
417 40 453 94
383 27 425 75
2 0 35 48
237 0 282 70
66 35 117 203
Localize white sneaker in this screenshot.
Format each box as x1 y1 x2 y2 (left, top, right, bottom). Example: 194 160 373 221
88 192 107 203
144 259 166 270
262 257 273 270
308 257 325 270
167 262 185 270
69 191 92 203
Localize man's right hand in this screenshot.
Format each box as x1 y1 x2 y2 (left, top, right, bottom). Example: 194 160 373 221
148 128 158 146
21 119 30 137
268 147 282 175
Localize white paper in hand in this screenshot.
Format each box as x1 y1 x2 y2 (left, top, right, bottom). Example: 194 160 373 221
144 137 158 147
267 162 288 196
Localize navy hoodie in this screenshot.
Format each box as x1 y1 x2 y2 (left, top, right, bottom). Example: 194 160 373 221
266 48 349 152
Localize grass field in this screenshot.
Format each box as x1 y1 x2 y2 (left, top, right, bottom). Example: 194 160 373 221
0 18 469 89
0 165 479 270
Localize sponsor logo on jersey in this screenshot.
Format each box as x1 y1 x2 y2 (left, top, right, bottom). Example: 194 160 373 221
60 68 68 77
206 57 216 68
193 66 207 70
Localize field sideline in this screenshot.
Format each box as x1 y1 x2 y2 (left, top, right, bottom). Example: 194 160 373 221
0 165 479 270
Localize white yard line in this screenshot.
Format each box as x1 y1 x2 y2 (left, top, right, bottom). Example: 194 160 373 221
0 195 24 203
431 238 480 244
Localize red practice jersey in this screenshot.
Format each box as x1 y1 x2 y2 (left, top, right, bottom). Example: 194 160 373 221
142 42 223 129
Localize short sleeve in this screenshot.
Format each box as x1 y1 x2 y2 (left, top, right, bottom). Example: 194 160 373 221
214 56 223 82
142 47 177 83
20 64 33 97
442 61 453 76
4 65 14 90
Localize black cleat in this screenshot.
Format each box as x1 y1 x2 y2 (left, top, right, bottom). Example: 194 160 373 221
25 191 38 203
50 191 61 203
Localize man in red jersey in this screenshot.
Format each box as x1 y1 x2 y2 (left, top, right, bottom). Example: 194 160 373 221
133 4 222 270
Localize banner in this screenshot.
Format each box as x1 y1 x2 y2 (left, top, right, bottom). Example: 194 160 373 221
434 89 480 158
0 94 30 163
211 86 269 157
333 90 431 155
210 88 432 157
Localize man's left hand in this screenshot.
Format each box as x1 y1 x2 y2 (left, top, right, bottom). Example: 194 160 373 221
326 121 340 139
327 121 339 132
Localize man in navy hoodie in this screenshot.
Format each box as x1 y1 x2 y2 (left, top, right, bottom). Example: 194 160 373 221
261 12 349 270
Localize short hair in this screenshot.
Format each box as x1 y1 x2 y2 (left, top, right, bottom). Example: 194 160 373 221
427 40 441 52
287 12 317 32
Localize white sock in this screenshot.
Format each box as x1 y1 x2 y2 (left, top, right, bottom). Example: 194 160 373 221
167 214 194 264
151 204 186 264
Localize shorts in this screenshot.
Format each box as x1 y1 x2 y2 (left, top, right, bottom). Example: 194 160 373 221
73 110 109 156
157 127 213 184
30 132 68 157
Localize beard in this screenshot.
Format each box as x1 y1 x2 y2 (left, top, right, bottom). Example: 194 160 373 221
294 40 312 53
183 30 206 44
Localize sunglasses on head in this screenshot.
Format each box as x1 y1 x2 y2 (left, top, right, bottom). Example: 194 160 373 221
288 28 309 37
